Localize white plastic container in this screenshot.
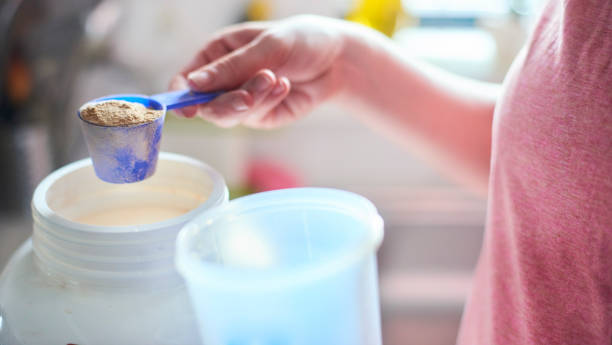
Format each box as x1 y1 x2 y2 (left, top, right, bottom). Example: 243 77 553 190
176 188 384 345
0 152 227 345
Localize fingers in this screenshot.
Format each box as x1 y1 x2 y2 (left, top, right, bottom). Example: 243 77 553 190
196 90 253 127
242 77 291 128
179 23 269 77
169 23 270 118
256 67 340 128
195 69 281 127
187 33 286 92
173 66 293 128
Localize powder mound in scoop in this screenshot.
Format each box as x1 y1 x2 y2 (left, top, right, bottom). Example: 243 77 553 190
80 100 163 126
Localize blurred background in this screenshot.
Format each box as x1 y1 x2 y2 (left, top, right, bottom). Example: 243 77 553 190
0 0 545 343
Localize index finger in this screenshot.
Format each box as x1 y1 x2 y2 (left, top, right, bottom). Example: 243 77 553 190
179 22 271 77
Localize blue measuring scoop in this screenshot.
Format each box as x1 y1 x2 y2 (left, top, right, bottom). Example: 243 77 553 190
78 90 221 184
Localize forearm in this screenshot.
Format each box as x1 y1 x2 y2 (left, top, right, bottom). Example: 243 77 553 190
335 23 500 193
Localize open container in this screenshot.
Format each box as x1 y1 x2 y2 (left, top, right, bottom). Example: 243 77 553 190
0 152 227 345
176 188 384 345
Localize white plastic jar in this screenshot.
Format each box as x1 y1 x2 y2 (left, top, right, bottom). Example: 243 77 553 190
0 152 227 345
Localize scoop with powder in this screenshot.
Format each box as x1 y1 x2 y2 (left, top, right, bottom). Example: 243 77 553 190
78 90 221 183
80 100 163 126
78 97 167 183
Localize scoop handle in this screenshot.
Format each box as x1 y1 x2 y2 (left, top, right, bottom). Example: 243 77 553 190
150 90 223 110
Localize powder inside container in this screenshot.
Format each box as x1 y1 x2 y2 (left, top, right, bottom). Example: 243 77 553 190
80 100 163 126
75 205 195 226
45 157 214 228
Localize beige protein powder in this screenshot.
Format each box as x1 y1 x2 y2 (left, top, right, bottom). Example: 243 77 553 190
80 100 163 126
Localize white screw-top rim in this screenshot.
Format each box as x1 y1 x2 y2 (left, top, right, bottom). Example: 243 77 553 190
32 152 228 234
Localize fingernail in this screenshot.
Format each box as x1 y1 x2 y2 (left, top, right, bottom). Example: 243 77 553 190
271 81 285 96
232 97 249 111
253 74 273 92
188 70 212 87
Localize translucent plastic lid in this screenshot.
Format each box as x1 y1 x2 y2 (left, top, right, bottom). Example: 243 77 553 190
175 187 384 290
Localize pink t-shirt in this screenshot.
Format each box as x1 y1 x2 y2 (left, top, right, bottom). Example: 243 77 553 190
457 1 612 344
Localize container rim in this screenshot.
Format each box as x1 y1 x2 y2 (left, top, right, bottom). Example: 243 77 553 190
175 187 384 290
32 152 228 234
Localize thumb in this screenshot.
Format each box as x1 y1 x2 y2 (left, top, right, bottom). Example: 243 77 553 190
187 35 278 92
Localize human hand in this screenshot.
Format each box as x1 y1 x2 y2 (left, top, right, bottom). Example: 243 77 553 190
169 15 348 128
